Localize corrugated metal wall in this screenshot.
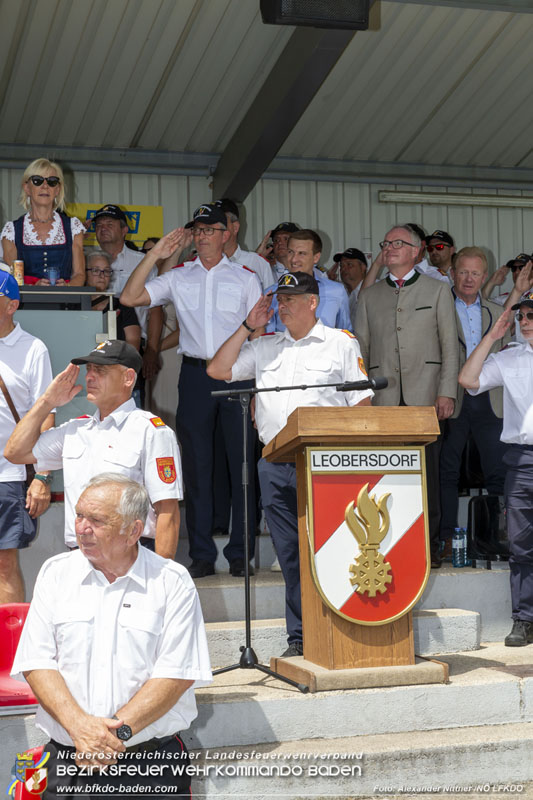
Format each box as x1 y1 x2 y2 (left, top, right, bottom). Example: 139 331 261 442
3 166 532 293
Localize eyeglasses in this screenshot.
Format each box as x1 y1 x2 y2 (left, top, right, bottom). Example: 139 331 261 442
191 226 225 237
379 240 418 250
427 243 450 253
29 175 61 187
517 311 533 322
87 267 112 277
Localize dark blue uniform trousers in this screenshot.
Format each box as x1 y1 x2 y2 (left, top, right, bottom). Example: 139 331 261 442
440 392 507 540
176 360 256 565
257 458 302 645
504 445 533 622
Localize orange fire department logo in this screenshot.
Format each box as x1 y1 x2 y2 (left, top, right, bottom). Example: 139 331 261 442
156 457 176 483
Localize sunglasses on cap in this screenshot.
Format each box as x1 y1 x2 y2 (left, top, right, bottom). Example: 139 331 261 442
29 175 61 187
426 243 450 253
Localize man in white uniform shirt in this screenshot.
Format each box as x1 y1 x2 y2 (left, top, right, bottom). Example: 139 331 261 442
121 205 262 578
459 293 533 647
208 272 373 656
5 340 182 558
12 473 212 796
0 270 54 602
216 198 273 291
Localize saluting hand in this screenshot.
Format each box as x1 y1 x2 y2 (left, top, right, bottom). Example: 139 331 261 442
151 228 190 260
489 308 513 342
515 261 533 295
246 293 274 330
42 363 83 409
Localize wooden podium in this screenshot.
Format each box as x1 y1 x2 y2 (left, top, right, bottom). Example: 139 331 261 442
264 406 444 688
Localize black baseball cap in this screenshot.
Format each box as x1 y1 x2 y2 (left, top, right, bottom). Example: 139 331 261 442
215 198 240 219
512 291 533 311
506 253 531 269
333 248 367 264
71 340 143 373
272 222 300 238
276 271 319 296
185 204 227 229
93 204 128 225
428 229 454 247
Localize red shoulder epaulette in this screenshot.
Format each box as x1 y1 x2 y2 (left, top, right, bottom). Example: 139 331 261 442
342 329 356 338
172 262 186 269
76 415 91 419
241 264 254 274
261 332 276 336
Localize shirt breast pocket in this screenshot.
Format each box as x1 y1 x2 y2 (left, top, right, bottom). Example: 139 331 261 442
177 283 200 311
62 438 87 490
101 445 141 473
217 283 242 313
53 606 95 666
117 607 163 667
304 357 340 375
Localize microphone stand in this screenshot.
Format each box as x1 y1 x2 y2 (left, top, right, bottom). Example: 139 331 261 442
209 376 386 694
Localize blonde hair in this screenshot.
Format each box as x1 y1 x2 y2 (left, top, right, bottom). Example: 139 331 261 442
454 246 488 272
20 158 66 212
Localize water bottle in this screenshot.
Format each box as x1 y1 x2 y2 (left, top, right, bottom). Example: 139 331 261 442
452 527 467 568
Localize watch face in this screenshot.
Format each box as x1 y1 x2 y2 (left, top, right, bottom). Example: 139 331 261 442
116 723 133 741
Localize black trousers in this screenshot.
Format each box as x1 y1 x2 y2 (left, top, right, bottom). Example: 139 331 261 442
440 393 507 540
42 735 191 799
504 445 533 623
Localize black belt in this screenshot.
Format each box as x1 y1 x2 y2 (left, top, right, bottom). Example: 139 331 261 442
183 355 209 367
510 443 533 450
50 733 179 756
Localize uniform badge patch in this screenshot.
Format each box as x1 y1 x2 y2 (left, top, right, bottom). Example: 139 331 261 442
342 329 355 338
358 357 367 376
156 457 176 483
150 417 166 428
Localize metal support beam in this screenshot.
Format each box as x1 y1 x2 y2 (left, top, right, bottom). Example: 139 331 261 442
211 25 356 202
394 0 533 12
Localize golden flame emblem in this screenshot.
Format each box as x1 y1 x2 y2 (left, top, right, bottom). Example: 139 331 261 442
345 483 393 598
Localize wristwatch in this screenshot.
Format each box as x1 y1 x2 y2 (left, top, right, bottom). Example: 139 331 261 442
242 318 255 333
113 715 133 741
34 473 53 485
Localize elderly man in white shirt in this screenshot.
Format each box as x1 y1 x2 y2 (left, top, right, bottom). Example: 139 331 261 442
12 473 212 796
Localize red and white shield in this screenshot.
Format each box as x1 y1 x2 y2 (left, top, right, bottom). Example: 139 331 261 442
306 447 430 625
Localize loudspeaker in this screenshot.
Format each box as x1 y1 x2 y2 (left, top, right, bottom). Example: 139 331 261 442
260 0 370 30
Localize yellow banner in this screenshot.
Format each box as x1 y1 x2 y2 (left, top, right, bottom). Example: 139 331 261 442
66 203 164 250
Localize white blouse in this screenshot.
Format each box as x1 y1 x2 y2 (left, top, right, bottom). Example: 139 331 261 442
1 212 85 246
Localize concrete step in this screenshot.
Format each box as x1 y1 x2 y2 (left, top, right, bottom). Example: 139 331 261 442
189 723 533 799
192 567 509 641
175 531 277 573
205 609 480 668
185 642 533 751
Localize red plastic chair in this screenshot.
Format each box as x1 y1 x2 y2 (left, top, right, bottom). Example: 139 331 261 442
0 603 37 707
12 746 46 800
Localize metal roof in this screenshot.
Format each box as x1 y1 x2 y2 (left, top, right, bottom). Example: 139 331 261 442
2 0 533 191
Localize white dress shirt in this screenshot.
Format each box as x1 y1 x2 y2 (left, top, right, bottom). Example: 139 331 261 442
145 255 261 359
468 341 533 443
32 399 182 546
228 245 273 291
0 323 53 482
231 320 373 445
109 246 155 336
12 546 212 746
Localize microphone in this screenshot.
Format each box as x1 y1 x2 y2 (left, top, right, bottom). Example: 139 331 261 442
336 376 388 392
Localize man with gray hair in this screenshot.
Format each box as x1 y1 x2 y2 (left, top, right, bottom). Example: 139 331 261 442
354 224 459 565
12 473 212 796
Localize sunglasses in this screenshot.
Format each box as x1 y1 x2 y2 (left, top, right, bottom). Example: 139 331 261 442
426 243 450 252
29 175 61 187
511 263 527 272
517 311 533 322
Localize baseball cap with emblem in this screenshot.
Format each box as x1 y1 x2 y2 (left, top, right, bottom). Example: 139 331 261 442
93 204 128 225
512 291 533 311
0 269 20 301
276 271 320 296
428 229 454 246
71 340 143 373
185 204 227 229
272 222 300 238
506 253 531 269
215 198 240 219
333 248 367 264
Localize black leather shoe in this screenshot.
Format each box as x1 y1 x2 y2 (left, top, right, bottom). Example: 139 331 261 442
504 619 533 647
229 559 254 577
188 560 215 578
281 642 303 657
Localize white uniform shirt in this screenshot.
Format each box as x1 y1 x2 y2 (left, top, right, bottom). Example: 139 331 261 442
12 546 212 746
145 255 261 359
108 245 155 336
231 320 373 445
228 245 273 292
0 323 53 482
32 399 182 546
416 257 452 285
468 341 533 444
